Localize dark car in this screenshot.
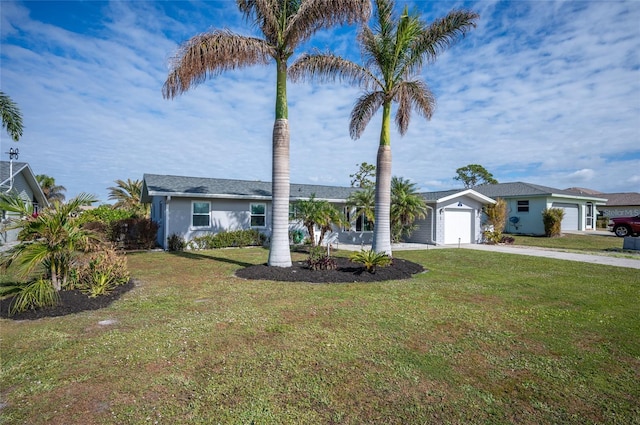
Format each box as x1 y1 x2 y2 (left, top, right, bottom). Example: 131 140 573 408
607 214 640 237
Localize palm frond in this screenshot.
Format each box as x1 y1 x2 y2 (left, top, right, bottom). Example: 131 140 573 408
349 91 385 140
394 80 435 134
286 0 371 48
163 31 274 99
411 9 479 67
0 91 23 142
237 0 282 44
289 52 374 87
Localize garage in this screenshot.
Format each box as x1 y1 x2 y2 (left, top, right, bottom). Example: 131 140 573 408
551 202 579 231
444 209 473 244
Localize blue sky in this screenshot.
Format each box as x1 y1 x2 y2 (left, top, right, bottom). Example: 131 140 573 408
1 0 638 203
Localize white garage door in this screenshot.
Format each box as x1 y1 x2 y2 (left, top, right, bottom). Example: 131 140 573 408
444 209 473 244
552 203 579 231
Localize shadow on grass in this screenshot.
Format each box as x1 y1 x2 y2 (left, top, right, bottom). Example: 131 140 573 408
166 250 256 268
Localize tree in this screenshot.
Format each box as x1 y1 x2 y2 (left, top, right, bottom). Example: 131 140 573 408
0 91 23 142
346 186 375 230
35 174 66 203
290 0 478 255
454 164 497 188
162 0 371 267
350 162 376 188
0 193 98 291
390 176 427 242
293 195 343 246
107 178 149 217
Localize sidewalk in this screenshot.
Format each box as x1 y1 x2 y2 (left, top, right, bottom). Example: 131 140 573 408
336 242 640 270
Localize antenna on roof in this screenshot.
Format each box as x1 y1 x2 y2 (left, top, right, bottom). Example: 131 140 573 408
3 147 19 193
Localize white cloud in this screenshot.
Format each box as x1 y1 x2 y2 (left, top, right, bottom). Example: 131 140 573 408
1 0 638 204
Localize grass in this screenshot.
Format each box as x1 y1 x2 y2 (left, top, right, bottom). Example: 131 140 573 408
1 248 639 424
511 233 629 254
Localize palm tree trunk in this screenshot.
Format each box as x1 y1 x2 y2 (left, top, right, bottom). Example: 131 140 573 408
267 60 292 267
372 102 393 256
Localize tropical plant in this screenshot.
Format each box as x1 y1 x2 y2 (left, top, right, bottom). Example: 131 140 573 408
542 208 565 238
72 249 130 298
390 176 427 242
188 229 265 250
294 195 344 246
454 164 498 188
346 186 375 231
306 245 337 271
35 174 67 203
290 0 478 255
167 233 186 252
162 0 371 267
0 90 23 142
483 197 507 244
349 248 392 273
107 179 149 217
8 278 59 315
0 193 99 291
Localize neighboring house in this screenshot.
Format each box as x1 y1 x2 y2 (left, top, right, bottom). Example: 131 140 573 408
593 193 640 219
142 174 497 249
407 189 495 245
473 182 607 235
0 161 49 244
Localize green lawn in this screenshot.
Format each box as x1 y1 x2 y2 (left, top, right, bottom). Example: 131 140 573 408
1 248 639 424
511 233 627 253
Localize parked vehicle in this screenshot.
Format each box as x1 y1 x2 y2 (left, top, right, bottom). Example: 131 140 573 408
607 214 640 237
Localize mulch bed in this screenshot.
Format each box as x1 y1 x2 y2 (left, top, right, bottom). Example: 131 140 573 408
235 256 425 283
0 280 135 321
1 257 425 320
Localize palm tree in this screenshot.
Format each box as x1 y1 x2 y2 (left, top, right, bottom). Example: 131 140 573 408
290 0 478 254
294 195 343 246
35 174 66 203
0 193 98 291
346 186 375 230
108 178 149 217
162 0 371 267
390 176 426 242
0 91 23 142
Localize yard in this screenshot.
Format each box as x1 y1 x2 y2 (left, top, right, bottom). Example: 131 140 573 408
1 247 639 424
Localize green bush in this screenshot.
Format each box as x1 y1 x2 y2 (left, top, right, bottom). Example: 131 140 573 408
188 229 266 250
109 218 158 250
542 208 565 237
71 249 130 297
78 205 136 225
9 278 60 315
349 249 392 273
306 246 337 271
167 234 186 251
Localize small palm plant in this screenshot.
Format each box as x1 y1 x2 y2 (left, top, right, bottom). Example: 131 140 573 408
0 193 99 312
349 249 392 273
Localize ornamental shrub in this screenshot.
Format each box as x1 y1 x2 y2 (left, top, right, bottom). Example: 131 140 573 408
349 249 392 273
167 234 186 251
542 208 565 237
306 246 337 271
188 229 265 250
71 248 130 297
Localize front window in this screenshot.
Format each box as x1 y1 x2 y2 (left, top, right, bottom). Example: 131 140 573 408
517 200 529 213
251 203 266 227
356 213 373 231
192 201 210 227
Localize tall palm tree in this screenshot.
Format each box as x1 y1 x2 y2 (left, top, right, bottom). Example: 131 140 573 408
162 0 371 267
35 174 66 203
0 91 23 142
107 178 149 217
390 176 426 242
290 0 478 255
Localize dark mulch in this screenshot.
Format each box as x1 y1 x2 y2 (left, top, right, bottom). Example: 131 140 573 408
0 280 136 321
235 256 425 283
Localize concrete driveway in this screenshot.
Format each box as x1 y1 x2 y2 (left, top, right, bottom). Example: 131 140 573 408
336 240 640 270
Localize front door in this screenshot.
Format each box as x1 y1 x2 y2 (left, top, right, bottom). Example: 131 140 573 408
586 203 594 229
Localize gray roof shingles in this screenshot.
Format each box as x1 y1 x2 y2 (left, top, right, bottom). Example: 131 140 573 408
0 161 28 185
143 174 360 201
